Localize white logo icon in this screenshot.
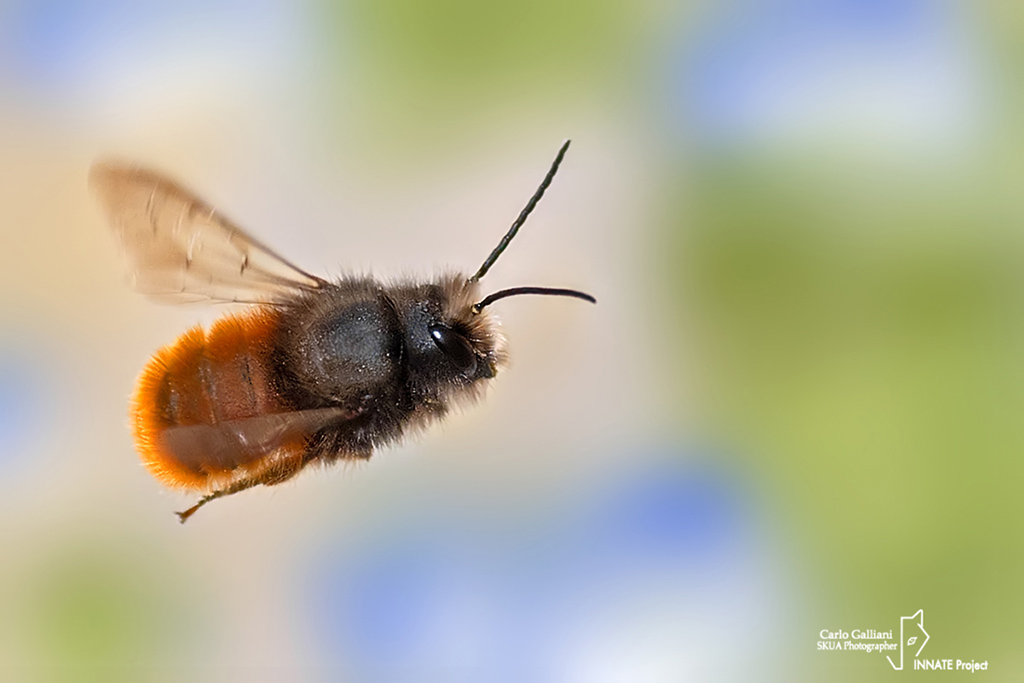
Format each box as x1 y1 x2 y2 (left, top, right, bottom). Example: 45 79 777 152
887 609 929 670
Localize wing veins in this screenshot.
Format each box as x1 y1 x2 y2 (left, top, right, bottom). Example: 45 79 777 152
91 160 329 305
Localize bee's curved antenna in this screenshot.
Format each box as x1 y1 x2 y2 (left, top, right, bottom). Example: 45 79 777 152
473 286 595 313
469 140 571 283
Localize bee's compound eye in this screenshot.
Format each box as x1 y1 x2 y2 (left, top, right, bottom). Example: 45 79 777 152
428 324 478 376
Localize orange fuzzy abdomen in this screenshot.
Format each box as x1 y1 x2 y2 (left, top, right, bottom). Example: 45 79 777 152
131 309 293 491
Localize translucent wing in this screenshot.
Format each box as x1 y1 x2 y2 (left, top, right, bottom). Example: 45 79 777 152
157 406 365 522
158 407 358 474
90 161 326 304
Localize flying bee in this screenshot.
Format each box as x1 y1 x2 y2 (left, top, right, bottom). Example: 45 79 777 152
91 141 595 523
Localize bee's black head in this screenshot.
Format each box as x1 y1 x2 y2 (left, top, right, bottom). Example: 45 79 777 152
390 275 505 404
390 138 595 408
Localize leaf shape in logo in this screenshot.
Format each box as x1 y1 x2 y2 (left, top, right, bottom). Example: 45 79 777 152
907 637 917 646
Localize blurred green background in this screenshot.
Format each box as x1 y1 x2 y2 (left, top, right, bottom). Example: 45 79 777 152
0 0 1021 680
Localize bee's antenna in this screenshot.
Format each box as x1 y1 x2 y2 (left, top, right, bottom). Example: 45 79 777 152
469 140 571 283
473 286 595 313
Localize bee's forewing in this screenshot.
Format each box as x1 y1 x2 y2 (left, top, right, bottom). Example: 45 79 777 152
90 161 325 305
158 407 358 474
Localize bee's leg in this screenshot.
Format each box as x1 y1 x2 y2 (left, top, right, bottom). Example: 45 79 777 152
176 490 229 523
176 451 312 523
